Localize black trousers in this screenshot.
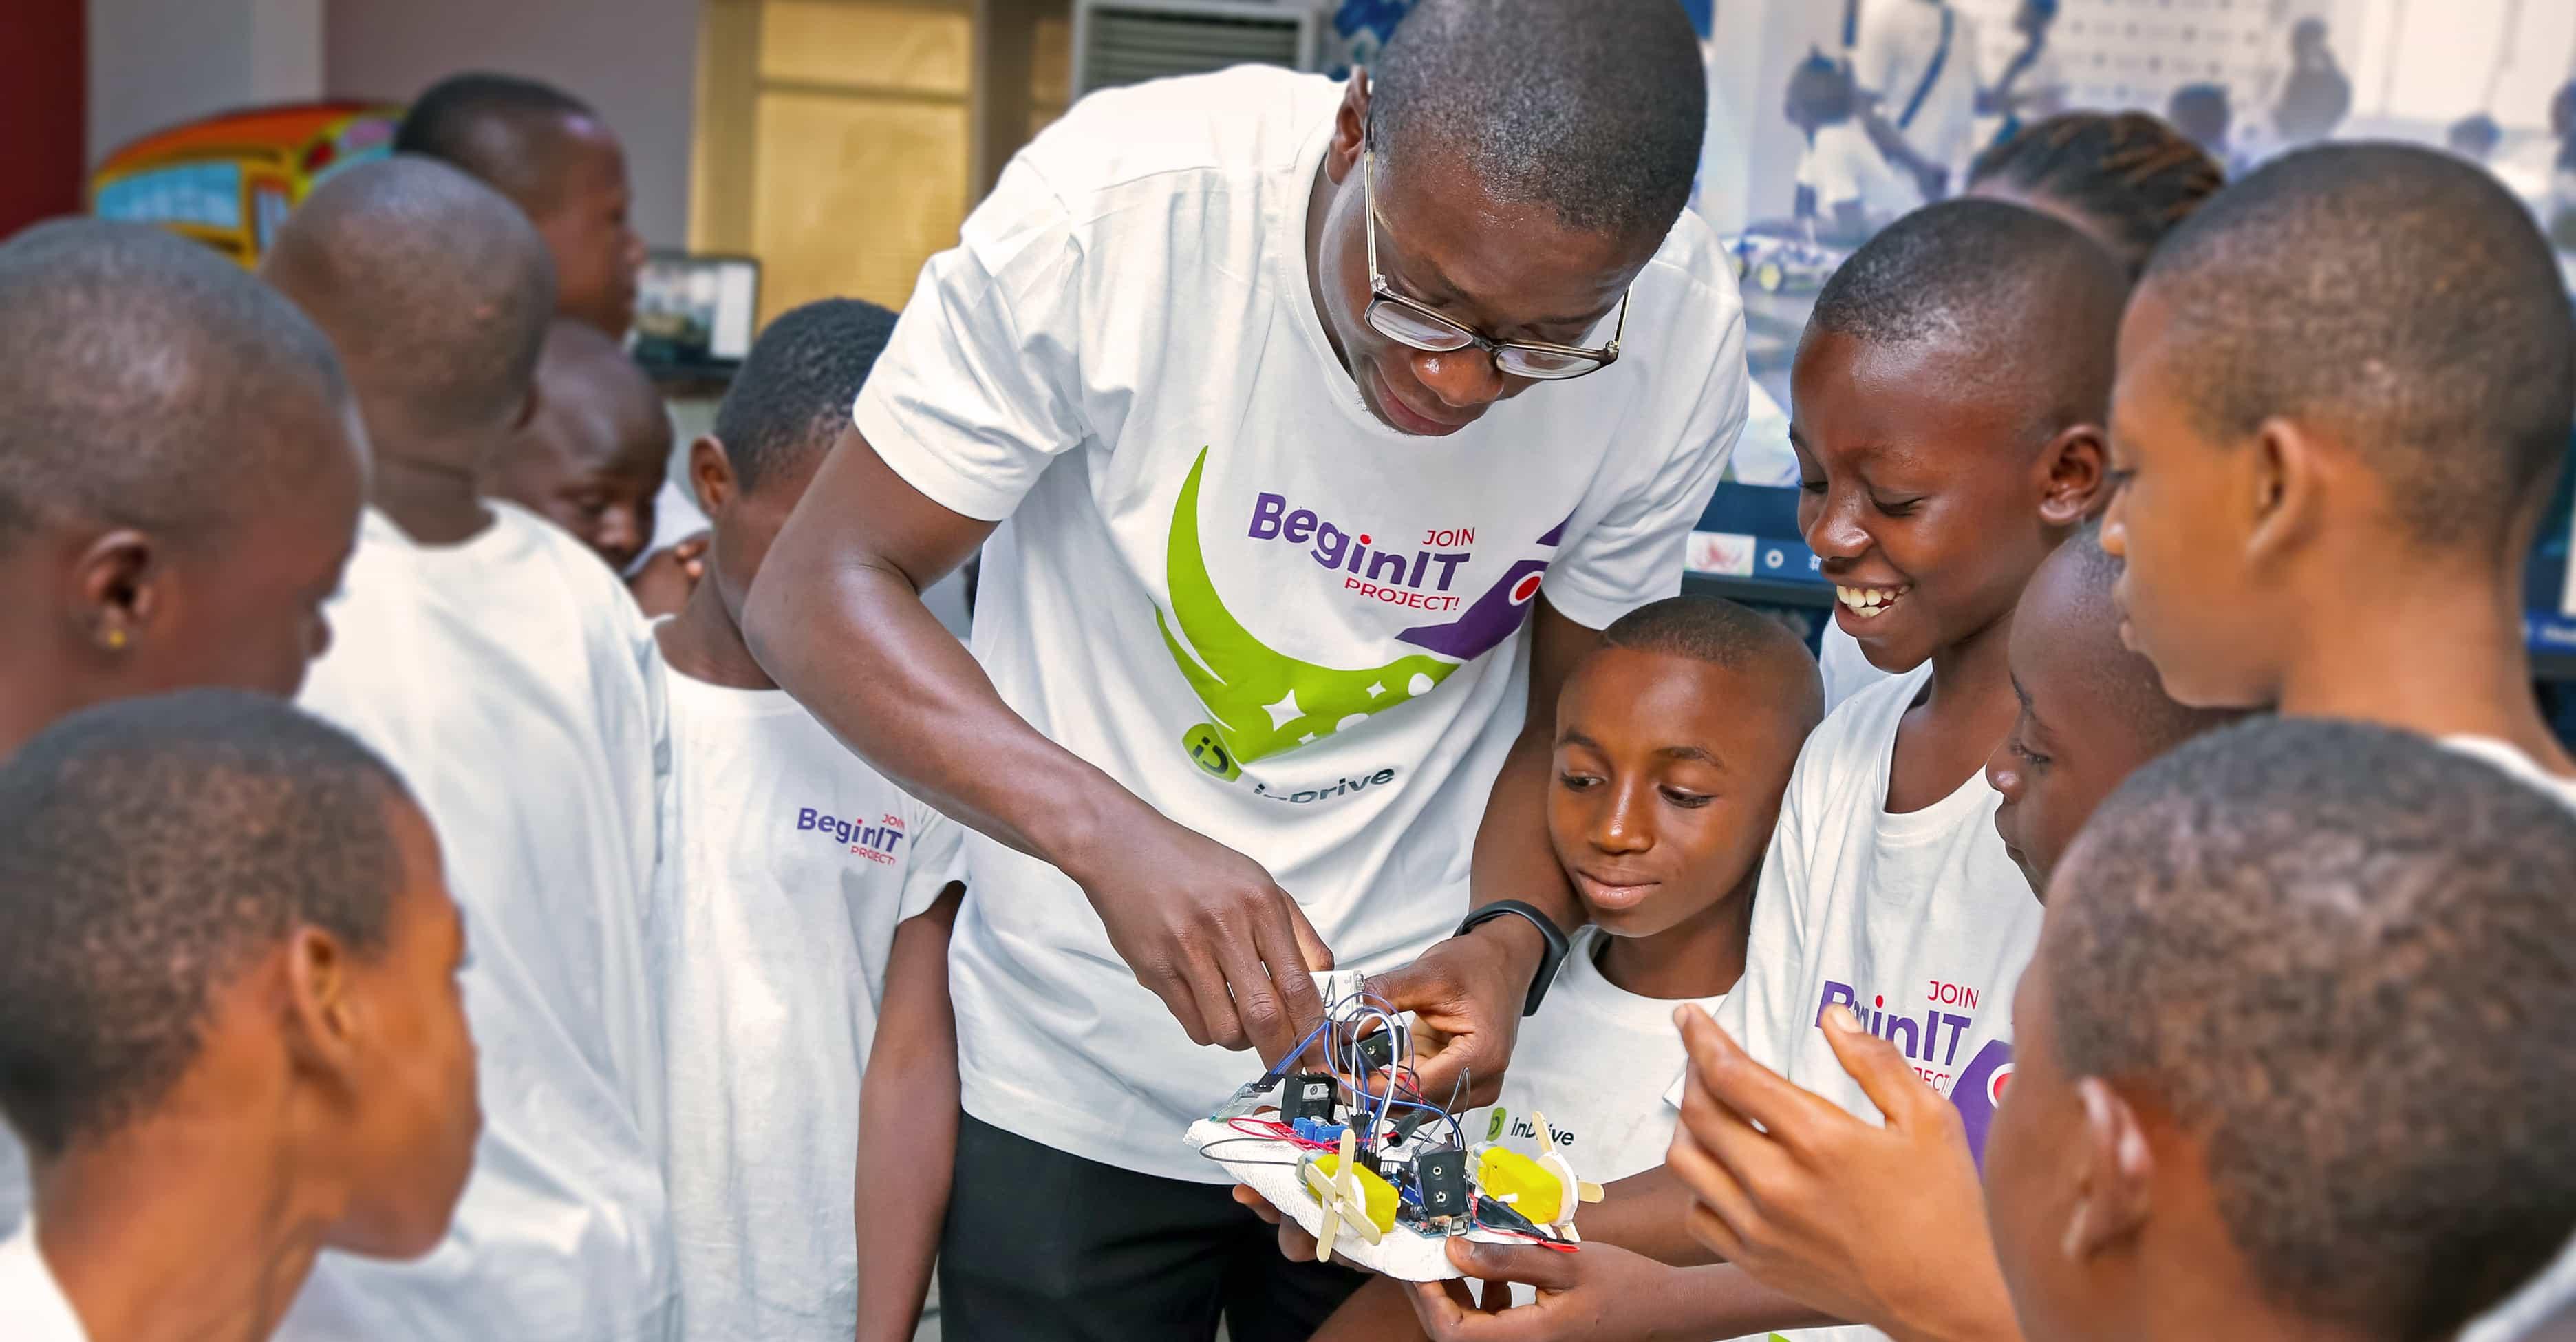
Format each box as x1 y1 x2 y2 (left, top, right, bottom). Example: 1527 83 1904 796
941 1114 1368 1342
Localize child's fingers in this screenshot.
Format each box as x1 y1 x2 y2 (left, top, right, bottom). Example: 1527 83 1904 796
1406 1278 1478 1339
1818 1003 1942 1128
1664 1118 1761 1237
1445 1238 1580 1294
1674 1005 1847 1153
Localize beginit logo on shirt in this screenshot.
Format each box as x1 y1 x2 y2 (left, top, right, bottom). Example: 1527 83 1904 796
1158 447 1571 783
795 807 905 865
1816 979 2014 1166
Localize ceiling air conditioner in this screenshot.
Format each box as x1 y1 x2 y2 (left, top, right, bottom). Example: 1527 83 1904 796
1069 0 1330 98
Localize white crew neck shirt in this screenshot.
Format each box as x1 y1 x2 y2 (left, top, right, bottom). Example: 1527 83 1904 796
653 668 963 1342
1711 663 2039 1342
855 65 1748 1180
283 504 677 1342
0 1224 85 1342
1461 928 1730 1306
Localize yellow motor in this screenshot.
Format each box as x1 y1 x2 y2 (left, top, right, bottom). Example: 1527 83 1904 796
1474 1144 1567 1226
1307 1152 1399 1236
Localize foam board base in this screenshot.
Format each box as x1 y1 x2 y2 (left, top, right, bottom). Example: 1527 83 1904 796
1183 1119 1536 1282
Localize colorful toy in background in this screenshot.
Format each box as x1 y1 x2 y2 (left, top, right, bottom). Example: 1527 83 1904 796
89 101 403 268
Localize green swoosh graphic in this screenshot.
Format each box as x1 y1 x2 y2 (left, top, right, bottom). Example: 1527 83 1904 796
1158 448 1458 778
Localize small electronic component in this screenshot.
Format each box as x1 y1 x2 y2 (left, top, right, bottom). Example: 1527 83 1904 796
1285 1072 1340 1126
1213 1076 1278 1120
1292 1118 1349 1146
1474 1144 1566 1226
1355 1029 1397 1072
1413 1147 1470 1226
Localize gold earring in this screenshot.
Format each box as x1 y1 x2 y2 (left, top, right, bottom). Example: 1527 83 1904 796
104 628 127 650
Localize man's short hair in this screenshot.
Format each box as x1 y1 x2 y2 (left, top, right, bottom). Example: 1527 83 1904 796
2053 718 2576 1340
1370 0 1704 244
0 690 415 1159
1807 198 2130 440
395 72 597 215
261 156 555 438
0 220 350 552
1601 595 1824 734
2139 142 2573 546
713 299 898 493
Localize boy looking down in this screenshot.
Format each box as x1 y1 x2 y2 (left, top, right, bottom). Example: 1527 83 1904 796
487 319 672 576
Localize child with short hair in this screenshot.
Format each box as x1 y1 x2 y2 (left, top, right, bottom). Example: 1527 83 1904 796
0 690 479 1341
0 217 369 1241
2093 138 2576 1341
397 72 645 337
650 297 966 1342
1984 526 2247 897
260 156 679 1342
1316 595 1821 1336
486 319 672 576
1679 199 2116 1341
1816 110 2224 713
1984 717 2576 1342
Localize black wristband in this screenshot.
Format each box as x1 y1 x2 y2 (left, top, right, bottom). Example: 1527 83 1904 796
1454 899 1571 1018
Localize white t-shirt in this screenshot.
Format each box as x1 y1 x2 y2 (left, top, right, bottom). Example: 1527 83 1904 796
1854 0 1986 193
1711 663 2039 1342
857 65 1747 1180
0 1225 85 1342
281 504 678 1342
2447 735 2576 1342
1795 122 1914 222
1461 928 1726 1306
1817 621 1894 716
654 668 963 1342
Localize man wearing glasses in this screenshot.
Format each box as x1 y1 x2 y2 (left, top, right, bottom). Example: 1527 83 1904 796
744 1 1743 1336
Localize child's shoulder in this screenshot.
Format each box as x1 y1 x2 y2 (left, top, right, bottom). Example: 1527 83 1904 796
1785 661 1931 804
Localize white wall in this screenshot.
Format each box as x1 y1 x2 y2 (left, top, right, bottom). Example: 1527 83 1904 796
322 0 699 248
87 0 322 160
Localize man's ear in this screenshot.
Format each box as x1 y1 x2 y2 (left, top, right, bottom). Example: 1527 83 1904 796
2037 422 2108 527
72 529 161 656
2242 415 2323 568
690 436 737 518
282 925 363 1088
2062 1076 2154 1263
1326 67 1370 185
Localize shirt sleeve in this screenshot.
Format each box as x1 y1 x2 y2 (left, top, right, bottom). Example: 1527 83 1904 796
897 800 967 924
851 153 1090 523
1854 0 1904 97
1538 296 1747 631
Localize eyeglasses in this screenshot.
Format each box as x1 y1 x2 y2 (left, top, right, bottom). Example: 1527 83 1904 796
1361 147 1629 382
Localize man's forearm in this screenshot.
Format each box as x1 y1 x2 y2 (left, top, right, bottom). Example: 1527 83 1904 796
1653 1264 1843 1339
743 549 1148 880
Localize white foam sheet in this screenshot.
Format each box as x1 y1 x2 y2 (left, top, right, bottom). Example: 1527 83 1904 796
1185 1119 1538 1283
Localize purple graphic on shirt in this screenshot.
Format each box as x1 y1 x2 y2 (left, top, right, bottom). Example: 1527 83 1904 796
1395 511 1573 661
1951 1039 2015 1169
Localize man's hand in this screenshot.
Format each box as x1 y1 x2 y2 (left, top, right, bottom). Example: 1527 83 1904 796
1368 917 1544 1109
1405 1240 1679 1341
1232 1184 1320 1262
1666 1005 2020 1342
1065 816 1334 1065
627 531 709 618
